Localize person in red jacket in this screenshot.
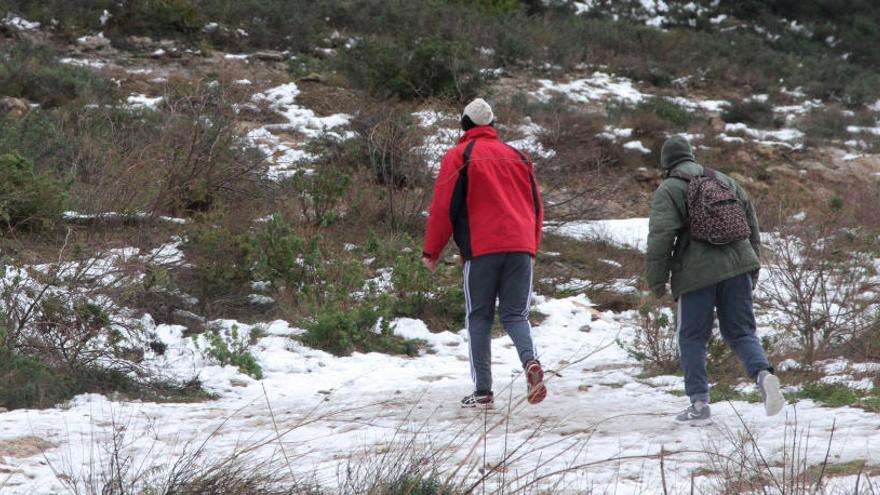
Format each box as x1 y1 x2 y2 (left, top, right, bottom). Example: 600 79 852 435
422 98 546 408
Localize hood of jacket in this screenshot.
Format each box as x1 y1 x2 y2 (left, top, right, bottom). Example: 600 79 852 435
660 135 695 169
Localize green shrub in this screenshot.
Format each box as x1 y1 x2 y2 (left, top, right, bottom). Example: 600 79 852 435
201 324 263 379
0 41 118 107
338 36 485 102
620 294 679 376
0 153 66 231
287 166 351 226
609 98 696 129
455 0 522 16
709 383 762 403
302 298 421 356
183 217 255 306
722 99 780 128
788 382 861 408
0 348 208 410
251 215 324 292
390 249 465 330
800 107 851 140
381 474 456 495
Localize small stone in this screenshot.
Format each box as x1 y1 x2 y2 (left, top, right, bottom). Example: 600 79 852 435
253 50 285 62
0 97 30 120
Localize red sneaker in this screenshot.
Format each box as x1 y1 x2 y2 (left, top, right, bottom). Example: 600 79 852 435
525 360 546 405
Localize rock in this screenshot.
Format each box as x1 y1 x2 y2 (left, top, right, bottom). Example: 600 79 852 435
767 165 797 178
128 35 155 48
77 33 111 51
734 150 753 164
253 50 285 62
0 97 30 120
754 145 779 160
633 167 660 183
299 73 325 83
710 116 726 133
729 172 749 184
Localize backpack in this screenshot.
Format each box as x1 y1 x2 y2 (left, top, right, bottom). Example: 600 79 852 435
668 166 751 245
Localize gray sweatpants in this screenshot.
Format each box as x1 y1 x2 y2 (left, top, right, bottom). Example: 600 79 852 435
464 252 538 394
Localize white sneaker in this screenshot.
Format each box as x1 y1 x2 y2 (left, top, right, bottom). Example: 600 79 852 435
758 370 784 416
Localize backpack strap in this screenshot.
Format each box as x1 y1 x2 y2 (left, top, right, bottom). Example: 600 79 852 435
701 166 718 179
667 170 693 182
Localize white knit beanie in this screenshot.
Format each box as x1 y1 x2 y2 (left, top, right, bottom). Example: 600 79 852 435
462 98 494 126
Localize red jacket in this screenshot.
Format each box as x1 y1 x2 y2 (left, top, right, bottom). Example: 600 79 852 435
423 126 543 262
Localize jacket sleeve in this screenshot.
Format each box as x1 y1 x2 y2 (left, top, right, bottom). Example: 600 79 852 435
646 183 683 297
531 167 544 252
737 185 761 262
423 150 461 261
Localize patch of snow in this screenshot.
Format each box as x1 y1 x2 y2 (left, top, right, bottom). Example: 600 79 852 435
597 126 633 141
246 82 352 180
535 72 648 105
126 94 163 110
59 58 106 69
847 125 880 136
548 218 650 252
623 140 651 154
2 14 40 30
724 123 804 148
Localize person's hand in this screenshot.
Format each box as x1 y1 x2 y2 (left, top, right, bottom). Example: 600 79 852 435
422 257 438 273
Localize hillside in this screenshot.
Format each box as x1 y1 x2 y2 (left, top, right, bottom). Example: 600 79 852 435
0 1 879 493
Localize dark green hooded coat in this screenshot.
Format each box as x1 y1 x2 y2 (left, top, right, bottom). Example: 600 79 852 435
646 136 761 298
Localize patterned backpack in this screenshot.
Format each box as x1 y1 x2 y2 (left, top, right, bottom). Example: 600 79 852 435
668 167 751 245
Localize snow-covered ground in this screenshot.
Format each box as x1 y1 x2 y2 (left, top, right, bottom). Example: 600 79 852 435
244 82 353 180
1 219 877 492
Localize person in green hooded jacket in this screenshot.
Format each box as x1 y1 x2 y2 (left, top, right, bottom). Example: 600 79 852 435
646 135 784 424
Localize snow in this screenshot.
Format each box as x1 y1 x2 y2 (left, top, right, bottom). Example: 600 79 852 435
598 126 633 141
413 110 460 173
535 72 649 105
572 1 595 14
507 119 556 159
724 123 805 148
59 57 106 69
667 96 730 113
623 140 651 154
99 9 111 26
847 125 880 136
245 82 352 180
1 232 879 493
76 32 107 45
2 14 40 30
126 94 163 110
549 218 650 252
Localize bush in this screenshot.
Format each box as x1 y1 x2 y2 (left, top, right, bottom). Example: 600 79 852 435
722 99 780 128
200 324 263 379
287 166 351 226
799 106 851 140
251 215 323 293
182 217 255 313
0 153 66 231
338 36 485 102
0 40 118 107
758 214 879 364
620 293 679 376
302 298 421 356
390 248 465 331
0 348 207 410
